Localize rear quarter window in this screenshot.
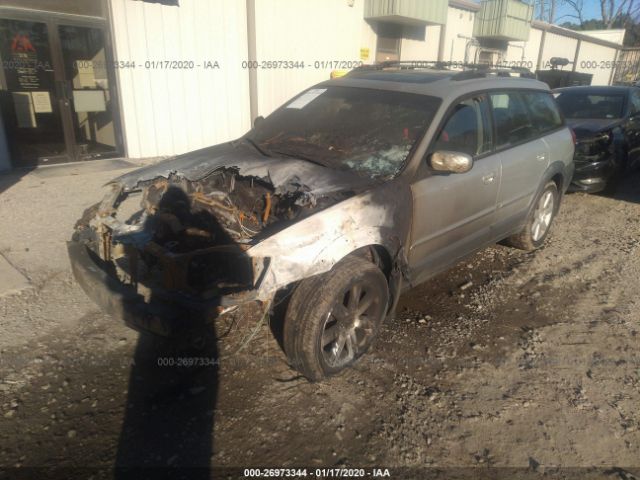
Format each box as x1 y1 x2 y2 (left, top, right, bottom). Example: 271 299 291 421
490 91 562 148
521 91 563 133
490 92 537 148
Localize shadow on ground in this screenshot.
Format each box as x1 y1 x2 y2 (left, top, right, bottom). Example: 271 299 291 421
0 167 34 195
611 167 640 204
114 332 218 479
66 184 254 478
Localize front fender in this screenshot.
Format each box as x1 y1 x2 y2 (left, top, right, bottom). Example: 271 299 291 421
247 188 406 299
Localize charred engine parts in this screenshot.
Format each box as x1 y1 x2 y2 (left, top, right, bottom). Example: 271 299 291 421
75 168 339 299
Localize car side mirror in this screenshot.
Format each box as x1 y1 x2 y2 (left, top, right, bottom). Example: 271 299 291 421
430 151 473 174
253 115 264 128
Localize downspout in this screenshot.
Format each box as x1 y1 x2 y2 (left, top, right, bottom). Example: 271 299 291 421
572 39 581 72
437 24 446 62
536 30 546 70
246 0 258 124
458 34 478 64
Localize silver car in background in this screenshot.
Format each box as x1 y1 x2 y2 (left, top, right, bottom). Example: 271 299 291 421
68 63 575 381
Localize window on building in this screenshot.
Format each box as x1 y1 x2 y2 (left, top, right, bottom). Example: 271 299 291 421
375 23 401 63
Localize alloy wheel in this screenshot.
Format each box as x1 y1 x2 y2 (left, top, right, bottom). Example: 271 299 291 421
321 280 385 368
531 189 554 242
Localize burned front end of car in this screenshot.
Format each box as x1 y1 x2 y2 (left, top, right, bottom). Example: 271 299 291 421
68 164 353 337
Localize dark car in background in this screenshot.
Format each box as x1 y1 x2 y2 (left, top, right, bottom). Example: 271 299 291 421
554 86 640 193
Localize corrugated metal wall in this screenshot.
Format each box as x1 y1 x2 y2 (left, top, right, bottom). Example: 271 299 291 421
504 27 542 67
400 24 442 61
253 0 374 117
576 41 618 85
443 7 476 62
108 0 623 159
109 0 250 158
539 31 579 68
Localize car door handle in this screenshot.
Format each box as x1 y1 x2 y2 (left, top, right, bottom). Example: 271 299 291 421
536 154 547 161
482 173 496 184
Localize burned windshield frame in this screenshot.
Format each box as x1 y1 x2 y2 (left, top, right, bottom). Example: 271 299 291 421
246 86 442 179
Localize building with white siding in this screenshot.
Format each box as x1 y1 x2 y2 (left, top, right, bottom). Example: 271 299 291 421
0 0 628 171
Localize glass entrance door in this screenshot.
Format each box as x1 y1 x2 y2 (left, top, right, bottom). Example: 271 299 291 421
0 18 67 165
0 13 121 167
58 25 118 160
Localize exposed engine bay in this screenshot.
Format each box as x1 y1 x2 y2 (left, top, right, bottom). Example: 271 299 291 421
73 168 350 303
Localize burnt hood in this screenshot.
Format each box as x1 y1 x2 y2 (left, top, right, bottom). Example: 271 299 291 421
113 141 376 197
565 118 622 137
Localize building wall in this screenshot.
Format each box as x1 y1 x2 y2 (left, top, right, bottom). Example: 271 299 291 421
502 27 542 69
538 31 579 69
108 0 251 158
581 29 625 45
107 0 625 159
253 0 375 117
576 41 618 85
400 24 442 61
443 6 476 62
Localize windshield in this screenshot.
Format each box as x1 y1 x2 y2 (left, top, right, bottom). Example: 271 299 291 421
247 86 441 179
555 92 625 120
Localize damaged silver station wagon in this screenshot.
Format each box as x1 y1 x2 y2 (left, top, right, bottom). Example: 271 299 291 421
68 63 575 381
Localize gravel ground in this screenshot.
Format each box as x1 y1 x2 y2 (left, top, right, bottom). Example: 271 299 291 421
0 165 639 479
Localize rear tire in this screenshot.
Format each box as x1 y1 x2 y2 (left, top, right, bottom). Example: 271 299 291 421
504 181 558 251
283 256 389 381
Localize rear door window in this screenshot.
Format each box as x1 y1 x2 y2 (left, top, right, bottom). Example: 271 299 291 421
490 92 537 148
521 91 563 133
433 95 493 157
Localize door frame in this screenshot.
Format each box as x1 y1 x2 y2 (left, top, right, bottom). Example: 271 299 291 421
0 4 124 165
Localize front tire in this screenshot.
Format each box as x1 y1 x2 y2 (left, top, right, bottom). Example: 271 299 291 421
504 181 558 251
283 256 389 381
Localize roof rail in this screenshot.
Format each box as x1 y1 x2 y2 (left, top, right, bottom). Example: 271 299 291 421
350 60 453 72
452 65 536 80
348 61 536 79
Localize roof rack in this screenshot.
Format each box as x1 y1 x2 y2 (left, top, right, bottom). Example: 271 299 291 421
349 60 535 79
350 60 453 72
452 65 536 80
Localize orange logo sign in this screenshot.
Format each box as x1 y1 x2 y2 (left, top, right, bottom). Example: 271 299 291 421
11 34 36 53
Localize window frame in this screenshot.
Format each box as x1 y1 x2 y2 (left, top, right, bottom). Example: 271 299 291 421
489 90 544 149
426 88 566 167
520 91 564 136
428 92 496 163
485 88 566 156
627 89 640 117
431 94 494 158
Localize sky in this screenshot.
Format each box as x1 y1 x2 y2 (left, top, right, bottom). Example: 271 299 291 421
554 1 607 23
470 1 616 24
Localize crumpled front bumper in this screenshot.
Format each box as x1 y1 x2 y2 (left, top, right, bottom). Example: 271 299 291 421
67 240 259 337
569 157 615 193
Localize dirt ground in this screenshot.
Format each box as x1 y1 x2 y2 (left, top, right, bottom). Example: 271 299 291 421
0 163 639 479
